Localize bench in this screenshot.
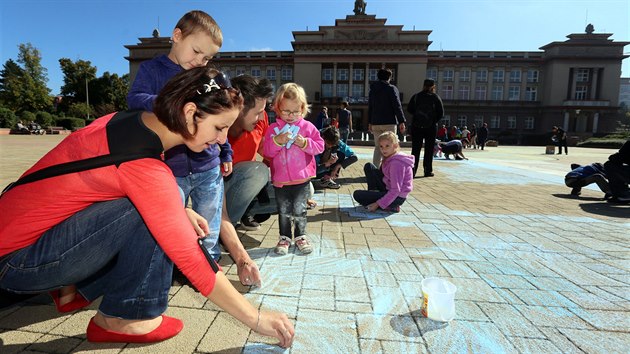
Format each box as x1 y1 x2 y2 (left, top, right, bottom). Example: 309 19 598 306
46 126 68 135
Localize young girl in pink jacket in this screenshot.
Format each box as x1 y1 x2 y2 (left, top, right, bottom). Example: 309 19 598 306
263 83 324 255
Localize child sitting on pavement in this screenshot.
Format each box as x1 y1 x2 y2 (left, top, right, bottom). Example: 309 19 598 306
353 131 414 213
316 126 358 189
565 163 611 197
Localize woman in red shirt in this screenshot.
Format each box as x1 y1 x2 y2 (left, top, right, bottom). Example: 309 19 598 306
0 67 294 346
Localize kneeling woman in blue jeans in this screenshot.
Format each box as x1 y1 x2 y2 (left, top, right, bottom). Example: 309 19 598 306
0 68 294 347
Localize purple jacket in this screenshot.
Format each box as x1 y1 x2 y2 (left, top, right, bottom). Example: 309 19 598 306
378 152 414 209
126 54 232 177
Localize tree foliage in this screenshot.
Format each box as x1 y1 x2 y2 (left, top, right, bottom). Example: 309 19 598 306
0 43 52 113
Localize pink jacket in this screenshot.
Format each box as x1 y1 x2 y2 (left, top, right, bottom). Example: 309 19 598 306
378 152 414 209
263 117 324 187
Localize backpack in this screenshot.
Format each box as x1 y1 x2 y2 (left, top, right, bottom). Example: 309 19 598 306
412 92 437 128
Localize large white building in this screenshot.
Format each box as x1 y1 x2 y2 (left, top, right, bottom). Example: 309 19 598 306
126 3 628 144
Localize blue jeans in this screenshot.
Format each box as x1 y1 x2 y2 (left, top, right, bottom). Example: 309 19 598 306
353 163 406 209
274 181 310 238
224 161 277 224
0 198 172 319
176 166 223 260
339 127 350 144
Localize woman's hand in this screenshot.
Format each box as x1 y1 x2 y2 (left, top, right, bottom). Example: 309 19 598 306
222 162 233 177
185 208 209 236
254 310 295 348
367 202 379 212
238 260 262 287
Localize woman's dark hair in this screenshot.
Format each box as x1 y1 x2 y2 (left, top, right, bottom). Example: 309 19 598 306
321 126 340 145
377 68 392 81
230 75 274 113
154 67 242 139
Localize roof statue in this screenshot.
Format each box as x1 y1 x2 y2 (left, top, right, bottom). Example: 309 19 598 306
585 23 594 34
353 0 367 15
152 28 160 38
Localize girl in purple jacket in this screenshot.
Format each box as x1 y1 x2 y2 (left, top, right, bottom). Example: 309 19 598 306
263 83 324 255
353 132 414 213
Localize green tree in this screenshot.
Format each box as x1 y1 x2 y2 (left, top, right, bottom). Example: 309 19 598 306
0 107 17 128
59 58 97 104
0 44 51 113
91 71 129 112
67 102 92 119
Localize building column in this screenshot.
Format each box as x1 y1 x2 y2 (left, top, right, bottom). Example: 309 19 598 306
563 111 570 131
592 112 599 133
332 63 337 97
348 63 354 98
364 63 370 99
591 68 599 100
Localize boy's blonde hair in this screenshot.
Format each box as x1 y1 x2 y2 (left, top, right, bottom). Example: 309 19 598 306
175 10 223 46
272 83 311 117
378 131 400 148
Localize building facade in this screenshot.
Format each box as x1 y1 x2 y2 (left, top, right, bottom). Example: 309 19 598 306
125 4 628 144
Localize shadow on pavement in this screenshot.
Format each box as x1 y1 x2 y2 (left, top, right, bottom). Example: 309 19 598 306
551 193 605 202
579 202 630 218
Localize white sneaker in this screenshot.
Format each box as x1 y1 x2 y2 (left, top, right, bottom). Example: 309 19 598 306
274 236 292 255
295 235 313 254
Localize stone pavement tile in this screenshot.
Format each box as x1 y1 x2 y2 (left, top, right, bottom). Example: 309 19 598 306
558 328 630 354
168 284 208 309
305 257 363 277
539 260 625 287
260 294 299 319
302 274 334 291
0 330 45 354
359 338 383 353
477 303 544 337
368 244 410 263
299 289 335 311
440 260 480 278
561 291 624 311
393 272 424 283
512 259 560 277
481 274 537 289
197 311 249 353
398 281 423 299
493 288 527 305
465 260 503 275
417 320 517 353
388 261 421 275
513 305 592 329
29 334 83 353
453 300 489 321
335 276 370 303
514 289 579 307
292 309 359 353
507 336 564 354
357 313 423 342
569 308 630 331
336 300 373 314
411 259 450 278
523 276 585 292
0 304 69 332
486 259 531 276
48 310 93 338
369 287 410 315
537 327 585 354
381 339 429 353
449 278 506 303
435 242 484 261
250 265 304 297
581 285 627 303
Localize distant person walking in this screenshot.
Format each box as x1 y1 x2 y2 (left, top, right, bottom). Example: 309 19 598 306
552 125 568 155
478 122 489 150
367 68 406 166
336 101 353 143
407 79 444 177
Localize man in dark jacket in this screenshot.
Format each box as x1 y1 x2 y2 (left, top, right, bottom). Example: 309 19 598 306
604 139 630 204
407 79 444 177
552 126 568 155
368 68 406 165
478 122 489 150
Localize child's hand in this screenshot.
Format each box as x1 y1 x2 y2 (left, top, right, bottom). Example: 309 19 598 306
366 202 379 212
222 162 233 177
273 132 291 145
294 134 306 148
184 208 209 236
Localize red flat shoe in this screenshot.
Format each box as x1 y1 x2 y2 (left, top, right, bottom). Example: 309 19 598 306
86 315 184 343
49 290 92 313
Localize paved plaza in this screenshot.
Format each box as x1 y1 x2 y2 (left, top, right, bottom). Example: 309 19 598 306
0 135 628 353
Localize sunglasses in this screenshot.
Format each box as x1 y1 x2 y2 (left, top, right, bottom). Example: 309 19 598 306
196 71 233 95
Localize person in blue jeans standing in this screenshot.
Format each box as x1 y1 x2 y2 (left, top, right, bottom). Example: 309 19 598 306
127 10 229 261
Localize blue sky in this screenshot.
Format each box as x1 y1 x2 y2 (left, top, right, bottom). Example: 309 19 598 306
1 0 628 95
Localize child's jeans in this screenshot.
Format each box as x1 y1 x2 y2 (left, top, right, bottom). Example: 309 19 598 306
274 181 310 238
176 165 223 260
0 198 172 319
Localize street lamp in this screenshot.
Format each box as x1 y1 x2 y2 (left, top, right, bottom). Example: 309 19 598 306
85 77 90 120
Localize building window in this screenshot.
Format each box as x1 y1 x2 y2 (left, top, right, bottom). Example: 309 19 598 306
507 116 517 129
353 68 364 81
443 69 454 82
460 69 471 82
575 86 588 100
427 68 438 80
508 86 520 101
458 115 467 127
441 115 451 126
524 116 535 130
527 69 539 83
266 67 276 80
476 69 488 82
351 83 364 97
281 67 293 81
442 85 453 99
490 116 500 129
458 85 470 100
368 68 379 81
251 67 261 78
491 86 503 100
337 68 349 81
509 69 521 83
236 67 246 76
337 83 349 98
475 85 487 100
474 116 484 127
525 87 537 101
322 68 333 81
493 69 504 83
321 83 333 98
576 68 590 82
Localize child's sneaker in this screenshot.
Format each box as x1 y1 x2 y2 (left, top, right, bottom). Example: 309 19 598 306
240 215 261 231
274 236 292 255
294 235 313 254
320 179 341 189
